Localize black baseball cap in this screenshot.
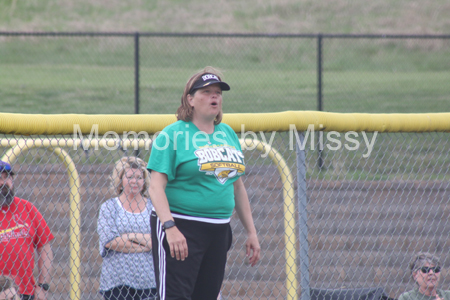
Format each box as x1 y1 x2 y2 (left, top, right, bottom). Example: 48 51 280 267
0 161 15 175
189 73 231 94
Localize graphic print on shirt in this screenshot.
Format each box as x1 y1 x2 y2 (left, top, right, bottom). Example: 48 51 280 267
194 145 245 184
0 214 30 242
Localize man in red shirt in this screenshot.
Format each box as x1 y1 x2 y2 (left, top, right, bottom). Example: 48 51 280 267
0 161 54 300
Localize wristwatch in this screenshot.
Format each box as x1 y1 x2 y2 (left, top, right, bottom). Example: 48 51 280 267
37 283 50 291
162 220 176 230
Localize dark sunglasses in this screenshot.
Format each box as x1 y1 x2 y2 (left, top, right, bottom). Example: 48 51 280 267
420 266 441 274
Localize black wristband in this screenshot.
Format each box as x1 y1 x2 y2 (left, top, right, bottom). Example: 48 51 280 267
37 283 50 291
162 220 176 230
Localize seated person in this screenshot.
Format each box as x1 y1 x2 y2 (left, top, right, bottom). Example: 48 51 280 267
399 252 450 300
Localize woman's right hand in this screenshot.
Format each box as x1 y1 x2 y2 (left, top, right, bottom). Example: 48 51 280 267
165 227 188 261
149 171 188 260
148 171 188 259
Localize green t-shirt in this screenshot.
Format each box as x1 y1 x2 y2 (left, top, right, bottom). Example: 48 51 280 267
399 288 450 300
147 120 245 219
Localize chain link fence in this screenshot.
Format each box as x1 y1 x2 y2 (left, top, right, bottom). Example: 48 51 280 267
1 112 449 300
1 32 450 115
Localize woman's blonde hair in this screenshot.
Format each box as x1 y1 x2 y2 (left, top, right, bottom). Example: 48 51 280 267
0 275 19 293
110 157 150 197
176 66 225 125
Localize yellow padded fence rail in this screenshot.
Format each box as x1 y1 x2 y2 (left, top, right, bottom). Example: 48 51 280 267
0 111 450 135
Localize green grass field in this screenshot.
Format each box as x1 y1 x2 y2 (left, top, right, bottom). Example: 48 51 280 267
0 0 449 181
1 0 449 115
0 0 450 114
1 0 449 34
1 36 449 114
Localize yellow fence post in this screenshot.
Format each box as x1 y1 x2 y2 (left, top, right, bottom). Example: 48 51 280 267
240 139 298 300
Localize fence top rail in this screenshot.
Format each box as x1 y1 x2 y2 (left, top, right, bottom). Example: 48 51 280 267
1 31 450 39
0 111 449 135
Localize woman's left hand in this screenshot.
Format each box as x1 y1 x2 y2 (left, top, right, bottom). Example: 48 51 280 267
233 178 261 267
246 232 261 267
128 233 152 248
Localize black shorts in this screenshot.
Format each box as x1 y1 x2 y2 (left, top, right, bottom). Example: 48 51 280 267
151 211 232 300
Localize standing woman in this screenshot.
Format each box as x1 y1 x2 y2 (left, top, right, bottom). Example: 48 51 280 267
97 157 157 300
148 66 261 300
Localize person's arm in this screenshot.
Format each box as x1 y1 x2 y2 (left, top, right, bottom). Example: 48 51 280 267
97 201 150 254
105 234 151 253
233 177 261 267
127 233 152 248
148 171 188 261
35 243 53 300
97 200 152 256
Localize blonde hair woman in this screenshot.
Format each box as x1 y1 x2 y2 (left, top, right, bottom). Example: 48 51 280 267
97 157 157 300
109 156 151 198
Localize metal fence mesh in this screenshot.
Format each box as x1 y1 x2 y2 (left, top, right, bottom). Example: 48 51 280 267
1 33 450 115
1 130 449 300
